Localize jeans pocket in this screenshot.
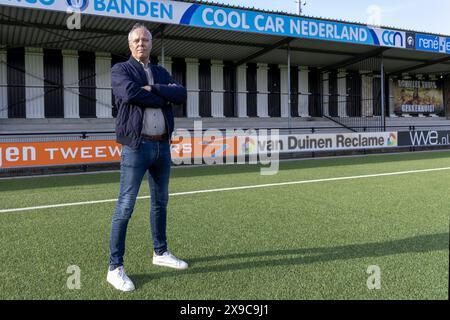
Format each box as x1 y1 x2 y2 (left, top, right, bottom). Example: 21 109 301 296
120 148 127 164
121 145 134 166
121 144 145 168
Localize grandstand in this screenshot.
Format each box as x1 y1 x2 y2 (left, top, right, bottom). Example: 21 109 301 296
0 0 449 172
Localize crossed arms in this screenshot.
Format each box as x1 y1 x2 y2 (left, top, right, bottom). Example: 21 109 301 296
111 63 187 109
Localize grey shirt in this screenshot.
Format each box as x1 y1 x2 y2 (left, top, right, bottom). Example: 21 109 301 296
139 60 167 136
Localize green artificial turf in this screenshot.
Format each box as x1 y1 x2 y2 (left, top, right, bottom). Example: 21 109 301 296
0 151 448 299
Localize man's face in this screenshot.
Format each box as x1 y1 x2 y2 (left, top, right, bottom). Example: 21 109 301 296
129 28 152 62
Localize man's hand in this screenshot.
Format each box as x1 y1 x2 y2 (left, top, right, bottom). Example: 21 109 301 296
144 84 176 91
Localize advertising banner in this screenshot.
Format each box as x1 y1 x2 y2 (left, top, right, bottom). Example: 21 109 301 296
393 79 444 115
0 140 122 169
0 136 237 169
0 132 398 169
398 130 450 147
415 34 450 54
4 130 450 169
0 0 411 49
240 132 398 155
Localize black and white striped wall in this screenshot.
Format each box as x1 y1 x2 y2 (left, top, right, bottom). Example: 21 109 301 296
0 47 436 120
0 47 113 119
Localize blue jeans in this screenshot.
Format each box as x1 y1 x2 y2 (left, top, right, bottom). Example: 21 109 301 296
109 139 171 269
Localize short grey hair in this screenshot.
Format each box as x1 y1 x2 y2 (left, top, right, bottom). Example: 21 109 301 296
128 23 152 42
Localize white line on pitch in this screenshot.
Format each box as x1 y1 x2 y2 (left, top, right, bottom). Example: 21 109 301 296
1 166 450 214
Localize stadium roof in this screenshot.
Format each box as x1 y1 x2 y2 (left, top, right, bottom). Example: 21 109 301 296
0 0 449 75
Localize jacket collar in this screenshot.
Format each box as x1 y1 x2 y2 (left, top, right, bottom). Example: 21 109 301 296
128 55 153 84
128 55 155 69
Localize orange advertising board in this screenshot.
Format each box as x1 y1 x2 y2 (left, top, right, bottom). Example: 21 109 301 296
0 140 122 169
0 137 239 169
170 135 237 160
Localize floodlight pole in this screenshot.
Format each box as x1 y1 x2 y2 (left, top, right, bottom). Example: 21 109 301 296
288 43 292 134
381 54 386 131
299 1 305 15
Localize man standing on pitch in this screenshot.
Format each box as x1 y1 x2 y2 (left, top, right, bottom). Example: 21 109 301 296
107 23 188 292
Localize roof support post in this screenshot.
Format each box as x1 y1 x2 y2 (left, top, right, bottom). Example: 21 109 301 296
381 54 386 131
287 43 292 134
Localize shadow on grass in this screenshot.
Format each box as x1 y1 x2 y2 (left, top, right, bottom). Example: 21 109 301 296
1 150 449 192
132 232 449 288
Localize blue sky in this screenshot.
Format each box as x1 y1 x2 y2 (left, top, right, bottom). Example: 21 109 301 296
198 0 450 35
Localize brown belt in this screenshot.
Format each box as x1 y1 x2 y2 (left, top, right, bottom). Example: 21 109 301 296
141 133 168 141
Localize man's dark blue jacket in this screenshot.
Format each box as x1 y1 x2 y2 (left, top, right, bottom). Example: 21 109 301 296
111 56 187 149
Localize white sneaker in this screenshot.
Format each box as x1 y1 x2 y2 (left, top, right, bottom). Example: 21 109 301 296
107 266 135 292
153 251 188 270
